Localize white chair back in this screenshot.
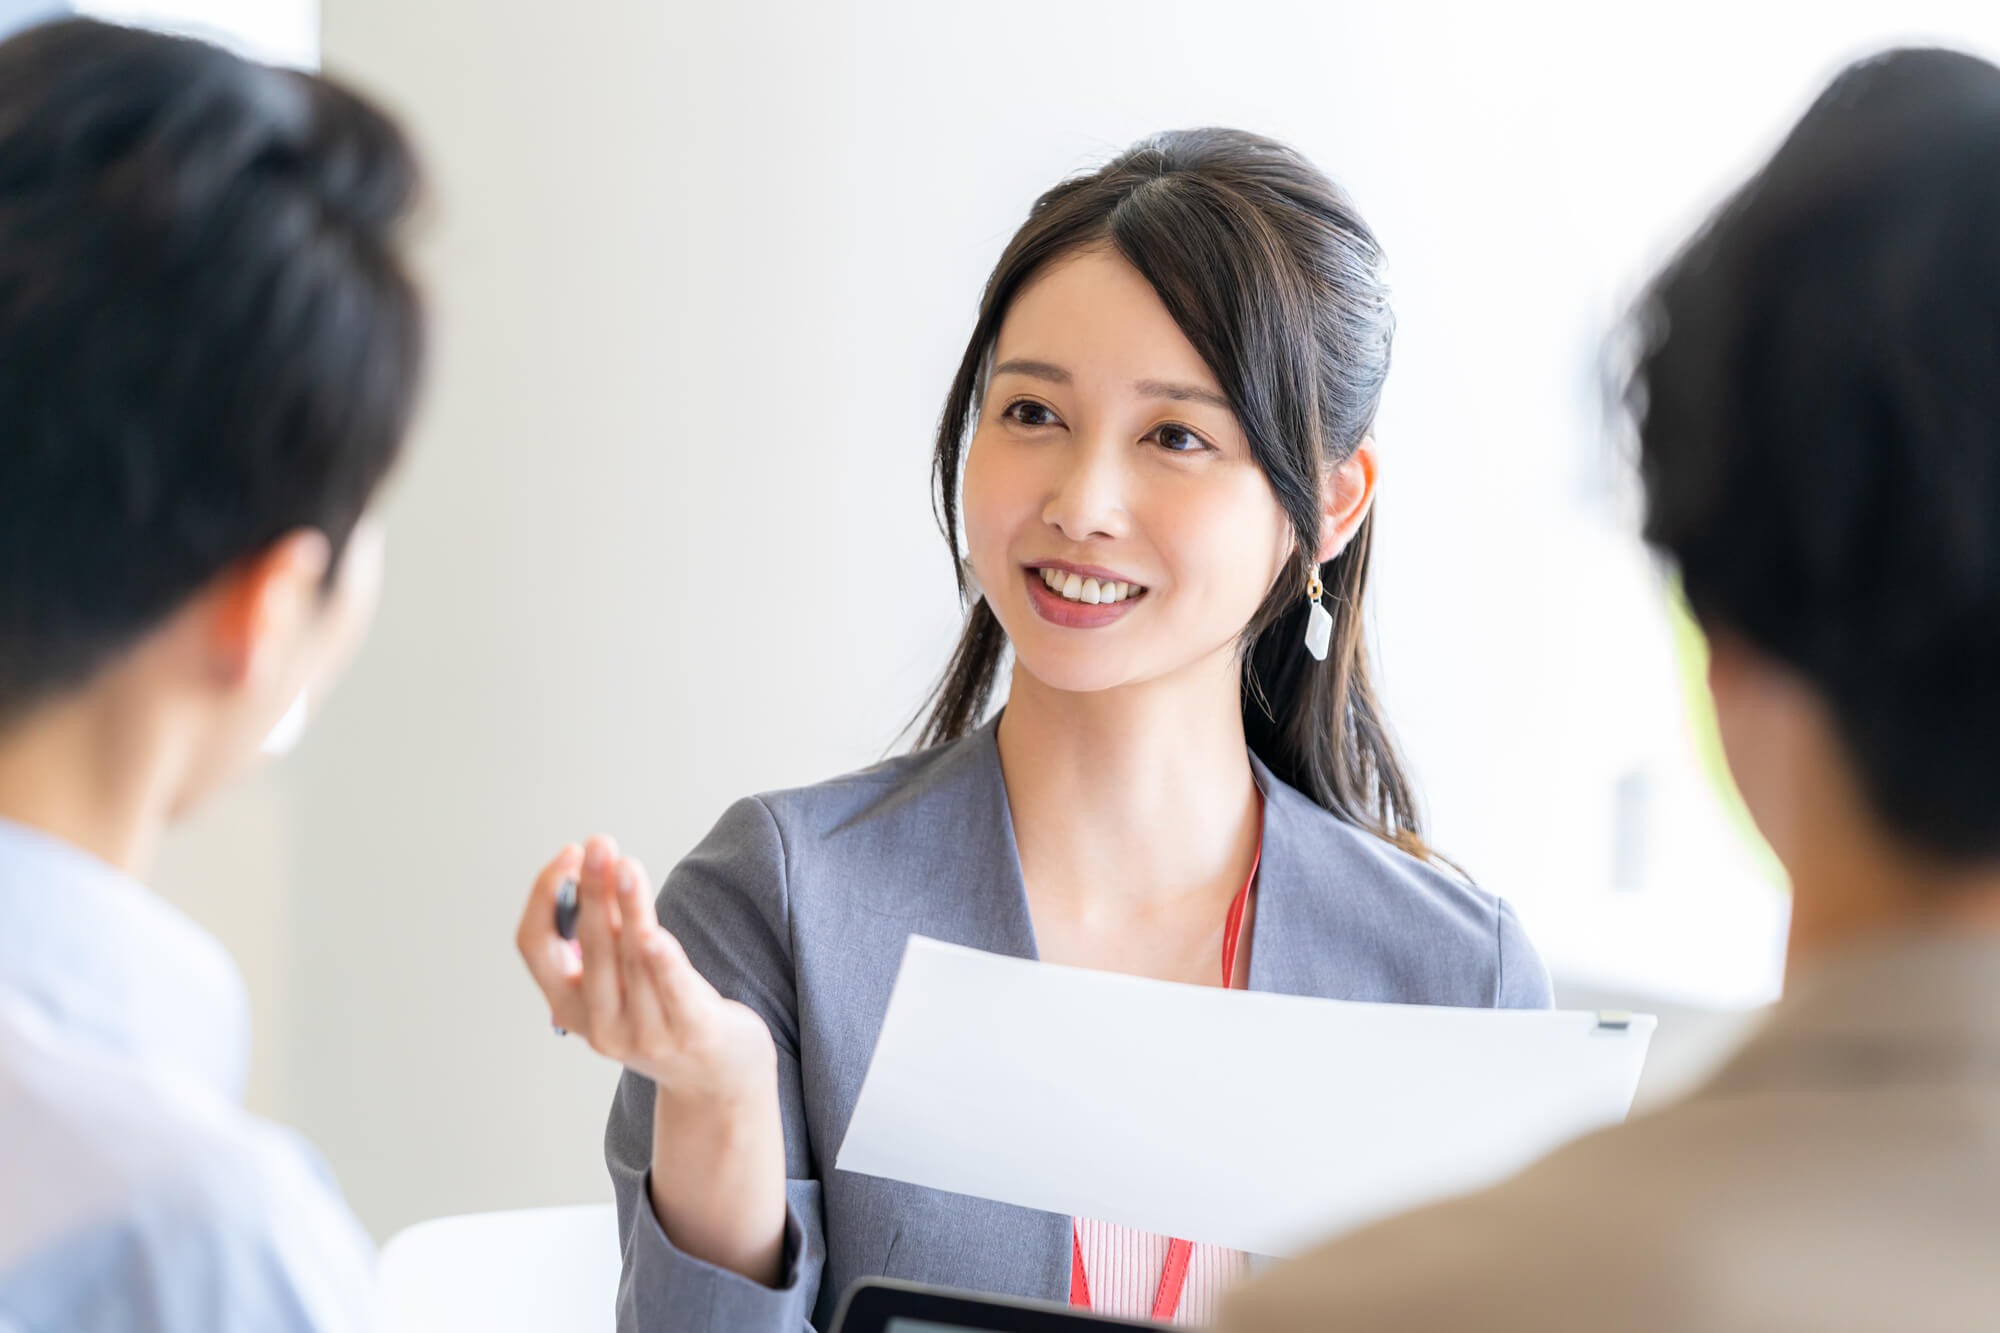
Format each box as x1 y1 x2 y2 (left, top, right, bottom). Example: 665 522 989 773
379 1202 622 1333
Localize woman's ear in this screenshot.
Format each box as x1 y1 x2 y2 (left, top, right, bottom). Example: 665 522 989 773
1317 437 1379 563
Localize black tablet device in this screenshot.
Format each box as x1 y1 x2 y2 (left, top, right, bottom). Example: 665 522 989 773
829 1278 1169 1333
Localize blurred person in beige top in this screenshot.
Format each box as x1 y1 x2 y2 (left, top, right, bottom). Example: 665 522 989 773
1217 45 2000 1333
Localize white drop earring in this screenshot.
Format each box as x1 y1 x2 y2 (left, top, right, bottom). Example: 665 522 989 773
1303 563 1333 662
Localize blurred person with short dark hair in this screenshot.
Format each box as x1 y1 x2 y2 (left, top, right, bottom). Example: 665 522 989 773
1217 46 2000 1333
0 18 424 1331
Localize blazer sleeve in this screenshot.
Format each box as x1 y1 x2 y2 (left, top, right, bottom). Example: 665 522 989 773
1494 898 1555 1009
605 795 827 1333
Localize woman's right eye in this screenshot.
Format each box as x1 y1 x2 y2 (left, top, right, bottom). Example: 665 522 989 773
1004 399 1059 428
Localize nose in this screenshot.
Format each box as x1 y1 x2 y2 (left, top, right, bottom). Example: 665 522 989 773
1041 433 1129 544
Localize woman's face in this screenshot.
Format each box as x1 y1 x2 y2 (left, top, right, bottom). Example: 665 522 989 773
962 244 1295 698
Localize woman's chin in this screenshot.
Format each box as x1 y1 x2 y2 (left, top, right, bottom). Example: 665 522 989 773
1007 645 1150 698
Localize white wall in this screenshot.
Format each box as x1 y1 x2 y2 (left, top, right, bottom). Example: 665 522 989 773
76 0 317 66
140 0 2000 1238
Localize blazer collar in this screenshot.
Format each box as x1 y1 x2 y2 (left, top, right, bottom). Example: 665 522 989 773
964 719 1326 996
1244 748 1342 998
948 719 1042 963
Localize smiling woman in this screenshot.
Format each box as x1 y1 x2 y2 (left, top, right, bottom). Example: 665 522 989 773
516 128 1554 1332
924 134 1417 860
967 264 1291 661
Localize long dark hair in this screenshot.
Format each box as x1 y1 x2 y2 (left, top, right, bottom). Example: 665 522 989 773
917 128 1428 860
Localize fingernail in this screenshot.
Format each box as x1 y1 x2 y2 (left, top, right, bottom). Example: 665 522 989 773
619 863 641 896
584 841 608 873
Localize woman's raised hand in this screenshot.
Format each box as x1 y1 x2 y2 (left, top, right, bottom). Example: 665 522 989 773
515 834 778 1110
516 834 790 1285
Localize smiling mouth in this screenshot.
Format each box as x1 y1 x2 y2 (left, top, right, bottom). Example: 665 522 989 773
1031 566 1147 606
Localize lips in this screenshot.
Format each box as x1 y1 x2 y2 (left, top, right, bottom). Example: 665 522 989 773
1022 565 1147 628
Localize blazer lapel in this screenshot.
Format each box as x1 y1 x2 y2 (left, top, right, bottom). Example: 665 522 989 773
887 717 1043 963
966 719 1042 962
1245 750 1333 999
875 719 1067 1301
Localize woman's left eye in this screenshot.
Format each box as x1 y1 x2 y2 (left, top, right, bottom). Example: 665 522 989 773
1153 424 1211 454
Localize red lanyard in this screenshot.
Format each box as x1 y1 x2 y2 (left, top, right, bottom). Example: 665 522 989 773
1070 796 1263 1322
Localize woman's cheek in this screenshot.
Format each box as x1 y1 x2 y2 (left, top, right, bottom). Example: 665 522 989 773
1169 492 1287 628
960 435 1017 592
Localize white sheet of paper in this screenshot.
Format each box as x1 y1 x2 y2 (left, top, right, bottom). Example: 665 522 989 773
836 936 1656 1257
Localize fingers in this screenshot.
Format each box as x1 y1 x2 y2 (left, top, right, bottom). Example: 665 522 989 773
575 834 627 1041
642 907 718 1029
615 854 657 940
606 852 710 1009
517 843 588 1033
526 837 723 1084
613 857 671 1051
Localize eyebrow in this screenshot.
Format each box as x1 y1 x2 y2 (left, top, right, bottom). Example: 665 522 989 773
1134 378 1233 412
990 359 1233 412
990 358 1071 385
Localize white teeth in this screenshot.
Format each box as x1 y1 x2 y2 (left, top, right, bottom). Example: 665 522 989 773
1037 569 1144 605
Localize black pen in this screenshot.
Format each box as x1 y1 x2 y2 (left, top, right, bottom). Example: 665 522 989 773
551 877 580 1037
555 876 579 940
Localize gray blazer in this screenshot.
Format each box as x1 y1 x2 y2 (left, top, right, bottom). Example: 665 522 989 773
606 721 1552 1332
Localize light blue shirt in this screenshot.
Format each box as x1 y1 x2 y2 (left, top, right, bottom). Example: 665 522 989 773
0 817 378 1332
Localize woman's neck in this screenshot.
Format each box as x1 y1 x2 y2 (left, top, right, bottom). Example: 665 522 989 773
995 660 1261 921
